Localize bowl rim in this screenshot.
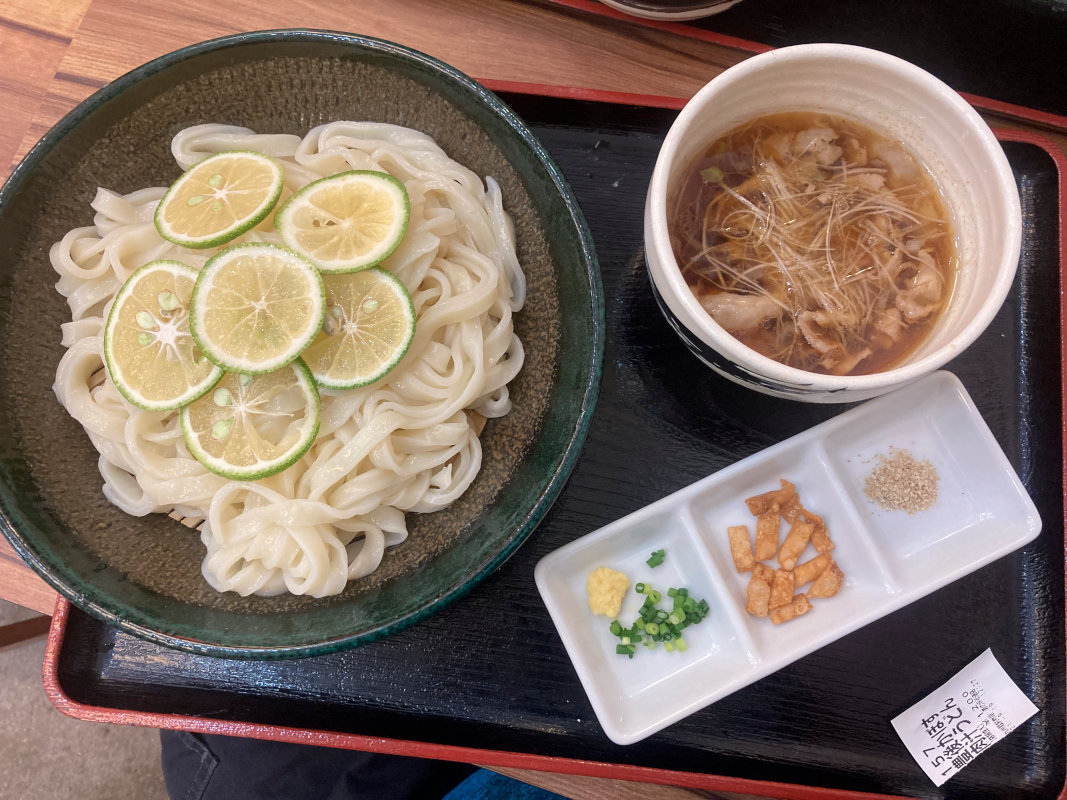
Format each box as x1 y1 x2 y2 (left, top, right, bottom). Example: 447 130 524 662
0 28 605 657
645 42 1022 392
596 0 744 20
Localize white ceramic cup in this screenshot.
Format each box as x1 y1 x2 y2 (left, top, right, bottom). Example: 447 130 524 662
644 43 1021 402
597 0 744 20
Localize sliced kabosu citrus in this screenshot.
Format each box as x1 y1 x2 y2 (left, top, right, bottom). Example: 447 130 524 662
275 170 409 273
154 151 284 249
180 360 320 481
103 260 223 411
301 268 416 390
189 243 325 374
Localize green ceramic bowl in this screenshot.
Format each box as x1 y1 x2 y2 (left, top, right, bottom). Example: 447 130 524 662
0 31 603 658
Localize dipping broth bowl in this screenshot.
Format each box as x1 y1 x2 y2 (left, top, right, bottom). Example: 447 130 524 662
644 43 1021 403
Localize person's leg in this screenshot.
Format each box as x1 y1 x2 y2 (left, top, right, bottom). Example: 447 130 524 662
160 730 475 800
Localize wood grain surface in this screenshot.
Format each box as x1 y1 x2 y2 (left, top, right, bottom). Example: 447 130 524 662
11 0 753 168
0 535 56 615
3 2 1065 797
0 0 91 170
0 4 764 797
6 0 1061 621
3 0 755 620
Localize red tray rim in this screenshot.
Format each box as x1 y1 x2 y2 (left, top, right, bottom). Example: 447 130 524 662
40 76 1067 799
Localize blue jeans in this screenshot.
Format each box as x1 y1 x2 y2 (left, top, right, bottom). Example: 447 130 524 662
159 730 475 800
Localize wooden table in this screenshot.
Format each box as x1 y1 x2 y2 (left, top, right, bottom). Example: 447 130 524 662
0 0 762 608
2 1 1065 797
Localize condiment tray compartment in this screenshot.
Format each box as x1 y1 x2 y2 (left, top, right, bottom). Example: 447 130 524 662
535 371 1041 745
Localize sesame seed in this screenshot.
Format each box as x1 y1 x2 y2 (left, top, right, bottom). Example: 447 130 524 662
863 447 939 514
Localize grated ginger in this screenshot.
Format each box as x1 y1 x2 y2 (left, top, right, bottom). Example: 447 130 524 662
586 566 630 617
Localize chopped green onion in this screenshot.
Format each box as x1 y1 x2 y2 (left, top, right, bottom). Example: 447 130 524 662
646 549 666 568
606 576 711 659
701 165 725 183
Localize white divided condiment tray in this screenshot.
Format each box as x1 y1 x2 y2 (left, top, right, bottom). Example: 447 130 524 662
534 371 1042 745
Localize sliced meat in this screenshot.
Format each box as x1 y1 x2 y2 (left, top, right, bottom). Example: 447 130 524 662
895 259 943 322
840 135 868 167
796 310 838 355
826 346 872 375
869 139 920 184
701 292 781 333
847 172 886 192
792 128 843 166
870 306 906 350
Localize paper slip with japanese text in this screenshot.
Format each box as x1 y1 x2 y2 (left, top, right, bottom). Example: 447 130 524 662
891 649 1038 786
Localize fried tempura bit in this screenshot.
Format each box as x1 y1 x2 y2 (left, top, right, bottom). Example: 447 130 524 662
807 561 845 599
793 552 833 587
770 594 813 625
811 524 834 554
799 506 823 528
778 490 803 523
769 568 795 609
778 520 814 570
729 480 844 625
746 563 774 617
745 479 796 516
727 525 755 573
754 508 780 561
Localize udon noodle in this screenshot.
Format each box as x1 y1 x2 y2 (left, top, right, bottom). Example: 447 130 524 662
51 122 526 598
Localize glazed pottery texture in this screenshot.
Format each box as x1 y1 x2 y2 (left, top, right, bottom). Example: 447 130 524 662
0 31 603 657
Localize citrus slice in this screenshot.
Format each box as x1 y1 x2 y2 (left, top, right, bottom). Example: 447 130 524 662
275 170 410 273
154 151 284 249
102 260 223 411
180 360 320 480
301 268 416 390
190 243 326 374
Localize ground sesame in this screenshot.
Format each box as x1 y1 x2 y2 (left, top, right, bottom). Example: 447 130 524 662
863 447 939 514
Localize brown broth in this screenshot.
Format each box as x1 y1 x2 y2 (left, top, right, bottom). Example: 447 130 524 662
669 112 956 376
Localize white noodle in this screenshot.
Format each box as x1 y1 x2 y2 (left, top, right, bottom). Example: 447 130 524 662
51 122 526 598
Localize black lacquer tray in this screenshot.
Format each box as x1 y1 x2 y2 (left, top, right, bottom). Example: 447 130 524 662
687 0 1067 119
45 91 1066 800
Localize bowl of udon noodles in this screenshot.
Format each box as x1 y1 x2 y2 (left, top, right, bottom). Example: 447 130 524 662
645 43 1021 402
0 30 603 657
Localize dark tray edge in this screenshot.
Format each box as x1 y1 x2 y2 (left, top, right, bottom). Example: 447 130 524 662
42 596 913 800
41 88 1067 800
